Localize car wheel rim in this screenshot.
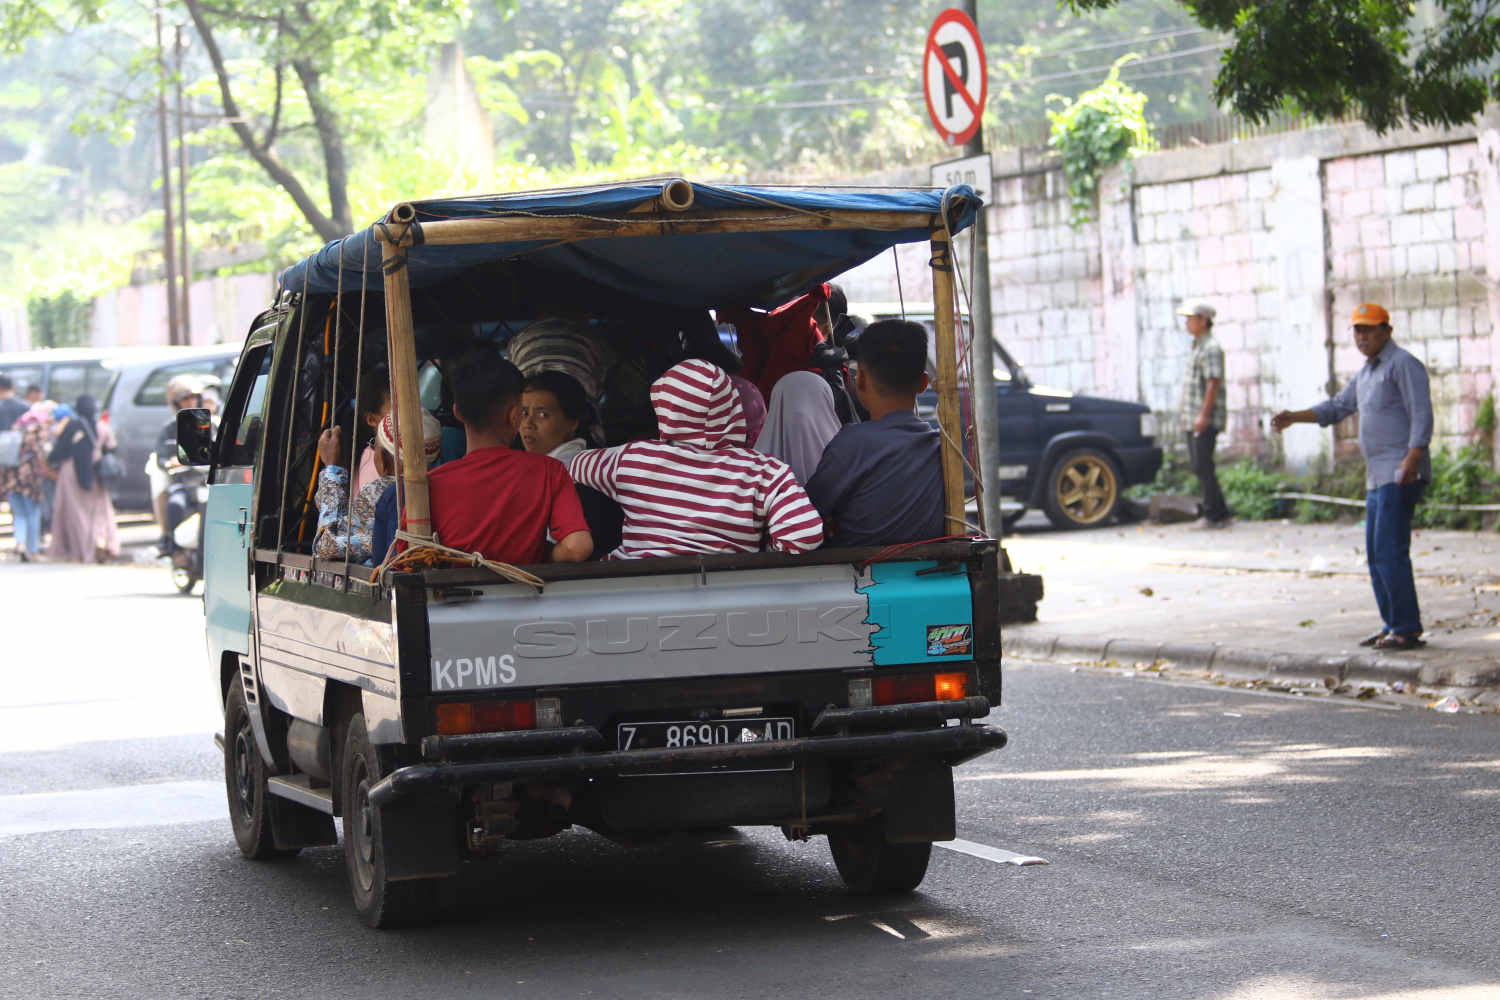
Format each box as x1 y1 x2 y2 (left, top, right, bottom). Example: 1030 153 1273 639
1056 456 1117 525
232 722 255 815
350 758 376 891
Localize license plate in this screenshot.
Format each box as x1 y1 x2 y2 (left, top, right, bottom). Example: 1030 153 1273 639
617 717 795 752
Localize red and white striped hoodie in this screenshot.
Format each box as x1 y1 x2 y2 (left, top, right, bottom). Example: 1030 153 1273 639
568 359 825 559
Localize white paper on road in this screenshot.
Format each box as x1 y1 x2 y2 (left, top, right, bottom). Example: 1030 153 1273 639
936 837 1048 866
0 780 226 837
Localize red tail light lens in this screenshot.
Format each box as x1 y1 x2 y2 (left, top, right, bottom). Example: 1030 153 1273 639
873 671 969 706
874 674 935 705
435 699 536 735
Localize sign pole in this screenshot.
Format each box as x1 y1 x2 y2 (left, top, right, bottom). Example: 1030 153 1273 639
960 0 1002 542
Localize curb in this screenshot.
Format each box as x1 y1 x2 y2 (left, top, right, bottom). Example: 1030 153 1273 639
1002 631 1500 690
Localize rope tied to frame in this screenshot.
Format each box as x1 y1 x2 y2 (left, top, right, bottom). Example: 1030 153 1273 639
374 218 425 246
376 530 546 592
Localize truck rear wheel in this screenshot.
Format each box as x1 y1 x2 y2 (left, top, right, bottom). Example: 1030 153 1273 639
340 712 446 928
828 821 932 895
223 683 298 860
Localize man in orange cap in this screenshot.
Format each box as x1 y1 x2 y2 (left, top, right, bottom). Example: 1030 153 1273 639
1272 303 1433 650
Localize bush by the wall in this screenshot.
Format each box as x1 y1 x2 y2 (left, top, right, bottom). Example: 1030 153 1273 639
1416 445 1498 531
1219 460 1285 520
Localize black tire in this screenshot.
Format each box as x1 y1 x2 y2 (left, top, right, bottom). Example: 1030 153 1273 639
1042 447 1122 529
1000 507 1027 532
171 565 198 594
340 712 446 928
224 683 298 860
828 821 932 895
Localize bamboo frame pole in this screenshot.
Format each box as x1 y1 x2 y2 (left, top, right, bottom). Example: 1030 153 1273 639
373 209 938 248
929 232 967 534
380 234 432 542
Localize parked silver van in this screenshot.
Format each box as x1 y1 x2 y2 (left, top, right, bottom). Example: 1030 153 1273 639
0 348 118 409
99 346 240 509
0 345 241 508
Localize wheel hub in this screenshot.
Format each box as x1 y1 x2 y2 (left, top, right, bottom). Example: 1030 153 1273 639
232 725 254 811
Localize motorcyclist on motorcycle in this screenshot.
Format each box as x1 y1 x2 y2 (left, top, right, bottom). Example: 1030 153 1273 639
152 375 206 556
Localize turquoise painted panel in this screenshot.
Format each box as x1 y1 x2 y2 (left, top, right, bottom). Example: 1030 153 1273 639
204 481 254 668
858 561 974 667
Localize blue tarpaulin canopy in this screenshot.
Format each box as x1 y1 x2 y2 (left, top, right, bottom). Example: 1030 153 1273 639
277 181 980 311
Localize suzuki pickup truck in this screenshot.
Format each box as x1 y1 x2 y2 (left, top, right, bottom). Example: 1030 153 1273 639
180 180 1014 927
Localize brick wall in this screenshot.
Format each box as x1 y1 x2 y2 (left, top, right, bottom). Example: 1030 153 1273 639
1323 142 1493 456
989 170 1101 392
842 109 1500 474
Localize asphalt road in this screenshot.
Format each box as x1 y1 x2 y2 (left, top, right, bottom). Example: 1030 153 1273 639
2 562 1499 1000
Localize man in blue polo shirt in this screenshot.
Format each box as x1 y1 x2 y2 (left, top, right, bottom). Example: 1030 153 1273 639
1272 303 1433 651
806 319 943 547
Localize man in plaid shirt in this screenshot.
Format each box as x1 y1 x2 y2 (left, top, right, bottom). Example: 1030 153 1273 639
1178 302 1230 527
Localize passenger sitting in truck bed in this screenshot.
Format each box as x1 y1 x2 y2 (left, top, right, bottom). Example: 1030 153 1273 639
567 358 823 558
805 320 944 548
313 408 439 565
425 346 592 564
518 370 624 557
350 363 391 498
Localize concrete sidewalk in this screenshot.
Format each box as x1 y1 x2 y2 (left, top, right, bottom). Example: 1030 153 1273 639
1000 517 1500 696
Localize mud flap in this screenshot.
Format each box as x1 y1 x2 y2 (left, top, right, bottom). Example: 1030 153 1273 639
269 796 337 850
880 761 955 845
378 788 461 881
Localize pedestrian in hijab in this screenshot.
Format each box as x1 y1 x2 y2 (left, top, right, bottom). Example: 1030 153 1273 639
47 395 119 563
755 370 842 485
2 401 54 561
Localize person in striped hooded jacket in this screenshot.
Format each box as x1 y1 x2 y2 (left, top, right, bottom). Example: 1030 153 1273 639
568 358 824 559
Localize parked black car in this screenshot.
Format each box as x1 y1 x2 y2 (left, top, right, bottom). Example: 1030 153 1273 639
857 305 1162 530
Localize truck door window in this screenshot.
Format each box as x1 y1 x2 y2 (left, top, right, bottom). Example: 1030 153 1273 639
217 347 272 471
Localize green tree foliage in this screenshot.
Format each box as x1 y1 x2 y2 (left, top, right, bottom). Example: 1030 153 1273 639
1046 58 1152 226
27 290 92 347
1065 0 1500 132
2 0 479 243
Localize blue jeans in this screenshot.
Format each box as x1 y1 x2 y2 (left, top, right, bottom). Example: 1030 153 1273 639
1365 481 1424 636
8 492 41 555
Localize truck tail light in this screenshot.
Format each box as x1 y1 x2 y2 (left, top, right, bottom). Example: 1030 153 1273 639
435 699 536 735
871 671 969 706
933 672 968 701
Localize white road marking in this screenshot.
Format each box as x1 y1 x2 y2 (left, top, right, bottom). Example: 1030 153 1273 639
0 780 226 838
936 837 1048 867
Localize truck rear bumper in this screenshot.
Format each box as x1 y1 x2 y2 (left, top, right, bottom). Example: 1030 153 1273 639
369 698 1006 807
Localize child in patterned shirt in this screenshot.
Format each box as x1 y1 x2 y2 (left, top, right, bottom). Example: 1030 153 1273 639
313 408 440 564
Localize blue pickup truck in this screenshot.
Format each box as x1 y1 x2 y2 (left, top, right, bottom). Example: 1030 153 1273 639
858 305 1162 530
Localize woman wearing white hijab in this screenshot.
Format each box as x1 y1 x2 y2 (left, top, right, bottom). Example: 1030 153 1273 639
755 370 842 485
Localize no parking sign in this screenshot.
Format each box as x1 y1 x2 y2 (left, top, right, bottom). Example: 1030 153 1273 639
923 9 987 146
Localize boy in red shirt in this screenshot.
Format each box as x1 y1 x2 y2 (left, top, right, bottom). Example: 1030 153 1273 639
427 347 592 564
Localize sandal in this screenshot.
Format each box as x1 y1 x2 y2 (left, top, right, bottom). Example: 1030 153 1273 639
1374 633 1426 651
1358 631 1387 647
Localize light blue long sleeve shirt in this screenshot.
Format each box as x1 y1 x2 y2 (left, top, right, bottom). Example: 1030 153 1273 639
1310 340 1433 489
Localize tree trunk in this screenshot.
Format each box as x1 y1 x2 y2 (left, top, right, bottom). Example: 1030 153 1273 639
292 58 352 236
182 0 345 243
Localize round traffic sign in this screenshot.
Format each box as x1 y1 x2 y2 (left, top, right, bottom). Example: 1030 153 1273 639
923 9 987 146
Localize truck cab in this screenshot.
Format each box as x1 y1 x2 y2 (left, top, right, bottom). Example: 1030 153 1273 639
185 180 1013 927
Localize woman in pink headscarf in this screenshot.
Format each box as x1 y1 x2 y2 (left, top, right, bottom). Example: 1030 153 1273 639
2 401 54 561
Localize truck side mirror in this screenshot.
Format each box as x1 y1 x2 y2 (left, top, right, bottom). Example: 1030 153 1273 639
176 407 215 466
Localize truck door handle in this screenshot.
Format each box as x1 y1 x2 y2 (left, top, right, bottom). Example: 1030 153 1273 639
237 507 249 536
